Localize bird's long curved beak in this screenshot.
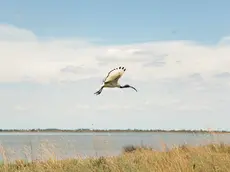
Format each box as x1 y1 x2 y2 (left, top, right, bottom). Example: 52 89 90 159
130 86 137 92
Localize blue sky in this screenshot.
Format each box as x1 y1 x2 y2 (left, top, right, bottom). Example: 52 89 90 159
1 0 230 44
1 1 230 130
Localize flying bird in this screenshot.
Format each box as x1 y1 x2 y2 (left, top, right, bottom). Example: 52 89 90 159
94 66 137 95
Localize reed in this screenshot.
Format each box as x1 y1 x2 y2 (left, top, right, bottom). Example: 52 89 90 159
0 143 230 172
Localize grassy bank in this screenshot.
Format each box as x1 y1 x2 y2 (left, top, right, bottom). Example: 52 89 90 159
1 143 230 172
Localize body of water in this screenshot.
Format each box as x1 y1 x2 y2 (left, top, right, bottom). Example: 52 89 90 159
0 132 229 162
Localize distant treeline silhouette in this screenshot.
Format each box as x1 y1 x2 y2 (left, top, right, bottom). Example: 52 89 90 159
0 128 229 133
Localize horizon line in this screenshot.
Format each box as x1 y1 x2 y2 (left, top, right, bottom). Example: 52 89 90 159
0 128 229 133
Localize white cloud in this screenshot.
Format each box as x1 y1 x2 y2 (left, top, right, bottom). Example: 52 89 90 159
14 105 30 112
176 104 211 111
75 104 90 110
96 104 138 111
1 24 230 84
1 24 230 130
0 24 36 42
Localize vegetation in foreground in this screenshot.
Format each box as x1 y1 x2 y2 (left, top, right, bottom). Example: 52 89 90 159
1 143 230 172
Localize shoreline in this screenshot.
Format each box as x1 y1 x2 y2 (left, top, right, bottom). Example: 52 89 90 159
0 129 229 134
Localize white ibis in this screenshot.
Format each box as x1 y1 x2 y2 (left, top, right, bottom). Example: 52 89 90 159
94 66 137 95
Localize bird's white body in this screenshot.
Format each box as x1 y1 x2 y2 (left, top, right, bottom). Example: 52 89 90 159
94 66 137 95
102 82 118 88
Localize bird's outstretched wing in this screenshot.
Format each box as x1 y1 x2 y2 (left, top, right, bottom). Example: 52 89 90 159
103 66 126 83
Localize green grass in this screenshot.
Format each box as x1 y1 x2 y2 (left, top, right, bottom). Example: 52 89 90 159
1 143 230 172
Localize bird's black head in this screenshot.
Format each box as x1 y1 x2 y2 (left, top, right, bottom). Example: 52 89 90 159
120 84 137 92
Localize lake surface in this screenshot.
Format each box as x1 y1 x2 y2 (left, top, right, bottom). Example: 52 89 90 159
0 132 230 163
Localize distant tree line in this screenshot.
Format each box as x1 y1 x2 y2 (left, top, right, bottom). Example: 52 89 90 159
0 128 229 133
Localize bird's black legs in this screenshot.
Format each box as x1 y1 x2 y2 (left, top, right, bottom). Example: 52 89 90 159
94 86 104 95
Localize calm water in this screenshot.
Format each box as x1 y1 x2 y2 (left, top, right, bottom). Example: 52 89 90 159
0 132 230 162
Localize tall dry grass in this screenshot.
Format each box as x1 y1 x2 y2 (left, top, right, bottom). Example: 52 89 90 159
0 143 230 172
